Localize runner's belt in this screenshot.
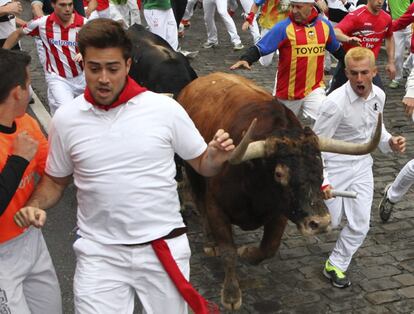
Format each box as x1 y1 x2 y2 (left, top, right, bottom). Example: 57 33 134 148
122 227 187 247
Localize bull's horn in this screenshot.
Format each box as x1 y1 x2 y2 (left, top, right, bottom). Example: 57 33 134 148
318 113 382 155
229 119 266 164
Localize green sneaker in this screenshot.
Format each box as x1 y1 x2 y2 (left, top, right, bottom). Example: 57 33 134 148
388 80 400 89
323 260 351 288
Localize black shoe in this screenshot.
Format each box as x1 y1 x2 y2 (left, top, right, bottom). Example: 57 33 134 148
379 183 394 223
323 260 351 288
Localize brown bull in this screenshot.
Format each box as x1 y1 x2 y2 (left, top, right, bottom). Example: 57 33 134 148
177 72 380 310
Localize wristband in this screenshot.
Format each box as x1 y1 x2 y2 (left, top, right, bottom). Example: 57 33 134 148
245 11 255 25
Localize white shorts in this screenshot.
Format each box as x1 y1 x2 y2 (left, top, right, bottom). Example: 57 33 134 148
73 234 190 314
278 87 326 121
0 227 62 314
46 72 85 115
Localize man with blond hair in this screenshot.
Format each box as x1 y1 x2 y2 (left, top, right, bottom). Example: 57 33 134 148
313 47 406 288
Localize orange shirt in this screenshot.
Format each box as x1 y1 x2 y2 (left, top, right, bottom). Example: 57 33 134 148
0 114 48 243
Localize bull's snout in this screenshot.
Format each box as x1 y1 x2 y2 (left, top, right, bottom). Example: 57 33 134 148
298 214 331 236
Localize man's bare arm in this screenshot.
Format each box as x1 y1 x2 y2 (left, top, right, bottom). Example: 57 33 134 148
14 174 71 228
385 35 396 80
2 28 24 49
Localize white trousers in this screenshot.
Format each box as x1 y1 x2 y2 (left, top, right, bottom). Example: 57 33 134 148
110 0 141 27
236 0 260 43
144 8 178 50
182 0 198 20
0 227 62 314
278 87 326 121
89 7 111 20
387 159 414 203
259 27 278 66
202 0 241 45
73 234 190 314
393 26 412 82
324 157 374 272
46 72 86 115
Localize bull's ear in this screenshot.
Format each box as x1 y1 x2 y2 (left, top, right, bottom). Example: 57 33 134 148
274 163 290 186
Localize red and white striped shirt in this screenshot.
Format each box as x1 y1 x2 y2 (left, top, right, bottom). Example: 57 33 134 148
23 13 86 78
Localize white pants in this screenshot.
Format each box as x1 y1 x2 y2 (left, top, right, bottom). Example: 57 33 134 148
278 87 326 121
259 27 278 66
234 0 260 43
110 0 141 27
182 0 198 20
35 37 47 73
0 227 62 314
324 157 374 272
144 8 178 50
393 26 412 82
46 72 85 115
387 159 414 203
259 28 278 66
89 7 111 20
73 234 190 314
202 0 241 45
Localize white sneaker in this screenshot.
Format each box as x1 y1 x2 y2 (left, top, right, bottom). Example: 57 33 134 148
179 49 199 59
233 42 244 51
203 41 218 49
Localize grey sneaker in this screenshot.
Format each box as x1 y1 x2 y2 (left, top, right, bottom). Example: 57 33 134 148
233 42 244 50
379 183 395 223
388 80 400 89
202 41 218 49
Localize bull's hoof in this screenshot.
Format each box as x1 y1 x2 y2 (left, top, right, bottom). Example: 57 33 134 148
221 287 242 311
204 246 220 256
237 245 265 265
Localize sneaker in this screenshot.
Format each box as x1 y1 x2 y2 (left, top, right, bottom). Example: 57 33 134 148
202 41 218 49
178 23 185 38
404 67 411 78
179 49 199 59
388 80 400 89
323 260 351 288
233 42 244 51
379 183 395 223
180 19 191 28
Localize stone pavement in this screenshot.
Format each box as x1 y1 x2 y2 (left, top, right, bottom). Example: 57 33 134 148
17 1 414 313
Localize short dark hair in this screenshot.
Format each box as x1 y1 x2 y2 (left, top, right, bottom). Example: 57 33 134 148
78 19 132 61
0 49 31 103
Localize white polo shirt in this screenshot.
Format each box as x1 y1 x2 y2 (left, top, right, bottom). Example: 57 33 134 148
46 91 207 244
313 81 392 163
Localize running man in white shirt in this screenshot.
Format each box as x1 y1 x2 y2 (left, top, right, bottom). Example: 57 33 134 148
14 18 233 314
2 0 87 115
313 47 406 288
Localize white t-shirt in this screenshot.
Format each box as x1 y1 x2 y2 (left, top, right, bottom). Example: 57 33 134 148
46 91 207 244
0 0 16 40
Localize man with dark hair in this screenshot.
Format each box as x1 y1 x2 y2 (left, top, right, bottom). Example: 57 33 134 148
0 48 62 314
327 0 396 93
3 0 87 115
15 18 232 314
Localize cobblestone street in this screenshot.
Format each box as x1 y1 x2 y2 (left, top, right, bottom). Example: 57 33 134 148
17 1 414 312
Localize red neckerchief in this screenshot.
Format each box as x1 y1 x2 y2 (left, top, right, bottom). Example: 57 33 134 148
84 76 147 111
289 7 319 26
152 239 220 314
